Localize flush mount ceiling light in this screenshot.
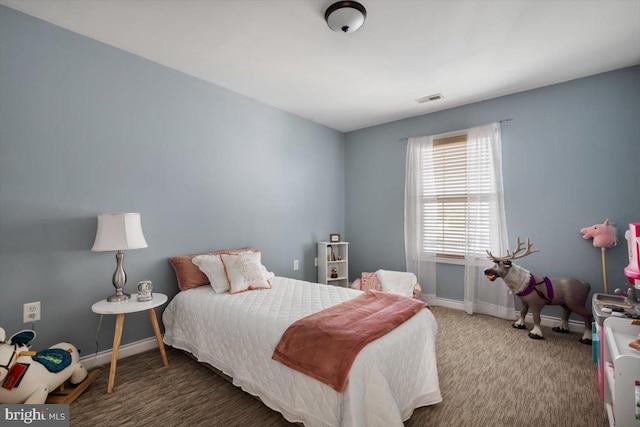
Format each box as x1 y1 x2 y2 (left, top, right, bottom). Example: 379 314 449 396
325 1 367 33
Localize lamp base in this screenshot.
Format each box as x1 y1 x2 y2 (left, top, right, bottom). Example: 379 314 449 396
107 250 130 302
107 292 131 302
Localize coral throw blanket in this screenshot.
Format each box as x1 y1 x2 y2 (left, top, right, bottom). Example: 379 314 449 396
272 290 427 392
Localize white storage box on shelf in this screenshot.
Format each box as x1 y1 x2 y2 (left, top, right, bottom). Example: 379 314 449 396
602 316 640 426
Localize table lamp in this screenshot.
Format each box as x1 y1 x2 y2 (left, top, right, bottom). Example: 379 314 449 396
91 213 148 302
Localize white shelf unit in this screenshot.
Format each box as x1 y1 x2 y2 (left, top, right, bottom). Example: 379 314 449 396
317 241 349 287
603 316 640 427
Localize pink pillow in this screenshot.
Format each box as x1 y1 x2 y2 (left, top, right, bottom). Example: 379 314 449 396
360 272 382 291
352 273 423 299
169 255 211 291
169 247 255 291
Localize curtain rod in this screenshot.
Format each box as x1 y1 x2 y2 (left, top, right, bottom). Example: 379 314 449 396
398 118 514 143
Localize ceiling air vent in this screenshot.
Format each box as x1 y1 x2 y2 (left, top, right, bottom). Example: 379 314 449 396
415 93 443 103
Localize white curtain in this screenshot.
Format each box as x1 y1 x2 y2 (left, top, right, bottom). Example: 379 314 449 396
464 123 512 318
404 123 513 319
404 135 436 303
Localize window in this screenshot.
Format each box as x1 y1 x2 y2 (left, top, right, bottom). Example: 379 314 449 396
406 124 503 262
405 122 510 317
422 134 470 258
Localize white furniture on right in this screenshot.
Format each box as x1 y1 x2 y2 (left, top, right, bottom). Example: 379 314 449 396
317 241 349 287
602 316 640 426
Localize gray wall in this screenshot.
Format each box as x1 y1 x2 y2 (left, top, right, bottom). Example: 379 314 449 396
346 66 640 314
2 4 638 356
0 6 345 353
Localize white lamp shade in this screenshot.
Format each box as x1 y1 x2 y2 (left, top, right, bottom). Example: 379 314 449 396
91 213 148 251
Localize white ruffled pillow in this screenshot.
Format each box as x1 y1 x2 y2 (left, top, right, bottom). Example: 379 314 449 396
192 254 229 293
376 269 416 297
193 252 275 294
220 251 272 294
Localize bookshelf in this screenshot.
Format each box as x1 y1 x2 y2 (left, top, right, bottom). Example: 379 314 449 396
317 241 349 287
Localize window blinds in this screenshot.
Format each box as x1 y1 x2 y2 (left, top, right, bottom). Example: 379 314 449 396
420 134 492 257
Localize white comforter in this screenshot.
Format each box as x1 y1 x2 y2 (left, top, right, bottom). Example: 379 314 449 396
162 276 441 427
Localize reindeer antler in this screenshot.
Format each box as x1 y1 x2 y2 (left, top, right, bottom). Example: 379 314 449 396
486 237 540 261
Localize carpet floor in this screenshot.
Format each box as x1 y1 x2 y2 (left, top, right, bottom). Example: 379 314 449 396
70 306 607 427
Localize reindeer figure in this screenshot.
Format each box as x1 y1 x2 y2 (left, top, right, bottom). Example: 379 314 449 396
483 238 592 344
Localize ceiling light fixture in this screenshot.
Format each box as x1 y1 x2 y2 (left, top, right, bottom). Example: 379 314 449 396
325 1 367 34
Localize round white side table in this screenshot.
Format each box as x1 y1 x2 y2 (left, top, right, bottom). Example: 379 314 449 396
91 293 169 393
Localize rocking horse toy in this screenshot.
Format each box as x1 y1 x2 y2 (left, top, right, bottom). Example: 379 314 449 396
0 327 96 404
580 218 617 293
483 238 593 344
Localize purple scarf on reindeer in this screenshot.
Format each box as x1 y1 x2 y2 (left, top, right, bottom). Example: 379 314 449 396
517 275 554 303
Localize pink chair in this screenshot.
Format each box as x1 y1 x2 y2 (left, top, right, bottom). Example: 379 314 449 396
351 271 422 299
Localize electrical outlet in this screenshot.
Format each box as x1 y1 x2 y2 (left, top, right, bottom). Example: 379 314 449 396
293 260 299 271
23 301 41 323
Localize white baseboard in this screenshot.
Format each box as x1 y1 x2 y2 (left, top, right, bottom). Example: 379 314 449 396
80 336 161 370
430 296 464 310
429 297 586 333
520 313 586 333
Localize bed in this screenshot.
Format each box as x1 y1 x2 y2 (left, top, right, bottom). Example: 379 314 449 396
162 275 441 426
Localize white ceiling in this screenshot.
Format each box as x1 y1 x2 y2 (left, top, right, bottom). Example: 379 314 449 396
2 0 639 133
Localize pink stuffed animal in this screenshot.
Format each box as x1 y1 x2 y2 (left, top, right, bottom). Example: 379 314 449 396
580 219 617 248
